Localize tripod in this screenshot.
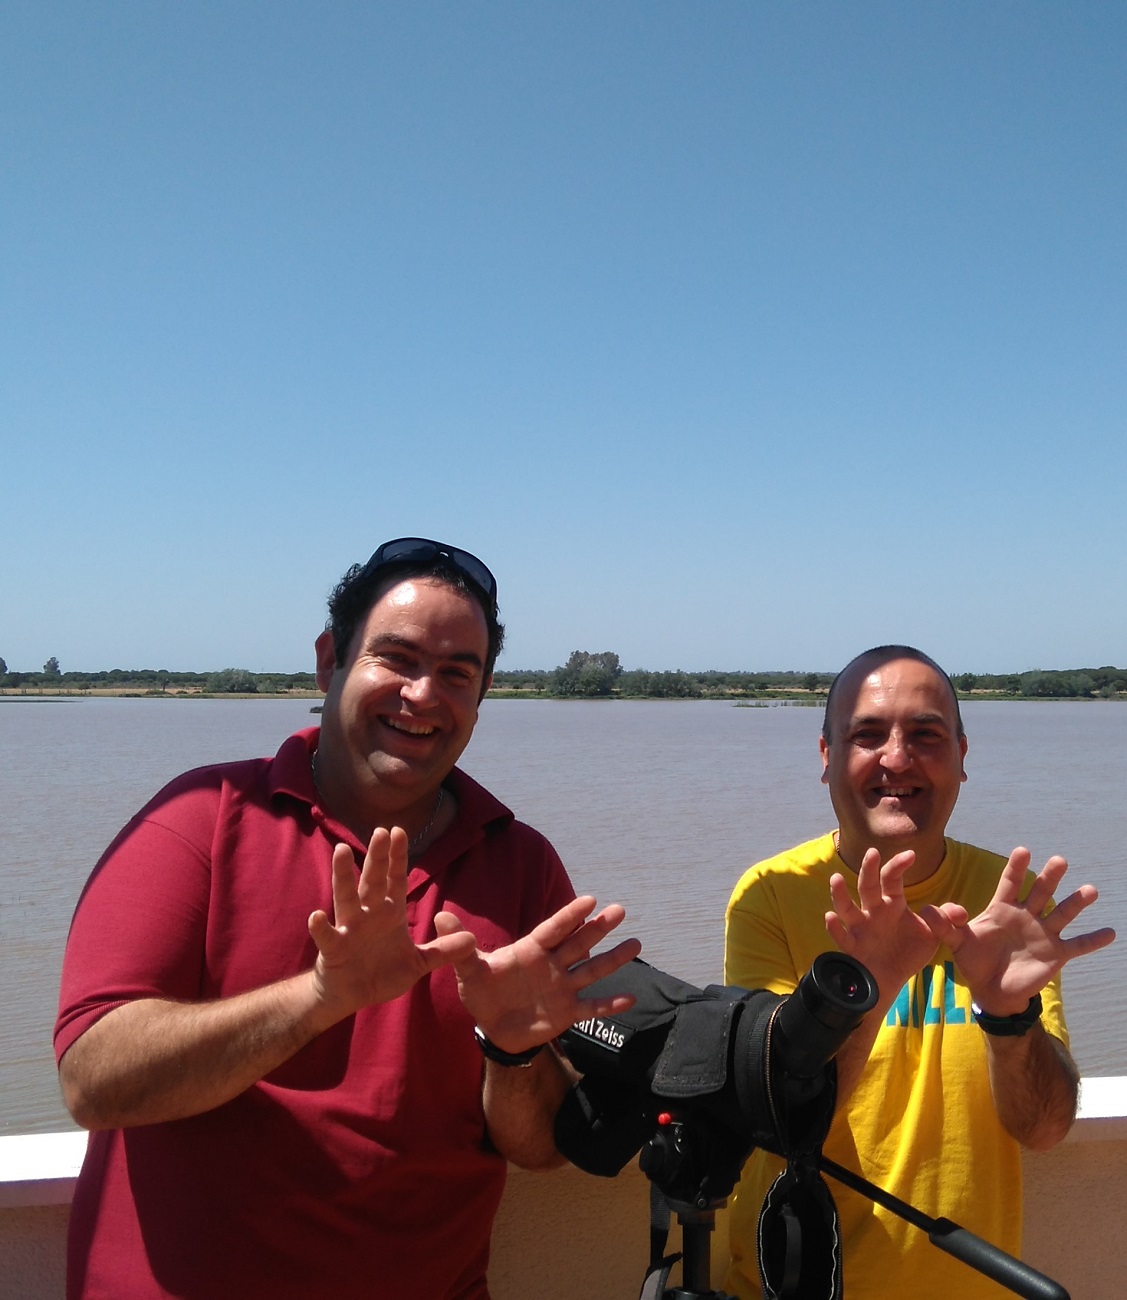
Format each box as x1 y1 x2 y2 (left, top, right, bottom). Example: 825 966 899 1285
631 1109 1070 1300
636 1158 1071 1300
639 1196 731 1300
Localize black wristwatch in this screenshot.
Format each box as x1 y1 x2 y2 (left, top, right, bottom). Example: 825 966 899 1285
473 1026 545 1067
971 993 1043 1037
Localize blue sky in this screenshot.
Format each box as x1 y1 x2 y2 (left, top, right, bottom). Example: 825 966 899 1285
2 2 1124 675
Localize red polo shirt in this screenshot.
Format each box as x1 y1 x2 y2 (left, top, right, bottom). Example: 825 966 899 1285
56 729 574 1299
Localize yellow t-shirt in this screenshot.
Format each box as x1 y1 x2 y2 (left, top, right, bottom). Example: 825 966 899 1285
723 833 1067 1300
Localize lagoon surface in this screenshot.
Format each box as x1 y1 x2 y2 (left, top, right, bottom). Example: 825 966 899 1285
2 696 1124 1136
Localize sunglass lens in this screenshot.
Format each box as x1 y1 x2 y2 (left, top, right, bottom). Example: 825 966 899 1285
374 538 436 567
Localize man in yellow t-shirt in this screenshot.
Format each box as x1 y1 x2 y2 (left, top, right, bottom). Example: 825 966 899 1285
723 645 1115 1300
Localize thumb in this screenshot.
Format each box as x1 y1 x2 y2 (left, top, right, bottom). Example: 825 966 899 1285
426 911 481 974
918 902 969 947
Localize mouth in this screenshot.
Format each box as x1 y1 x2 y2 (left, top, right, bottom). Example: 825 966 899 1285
872 786 921 800
381 715 440 739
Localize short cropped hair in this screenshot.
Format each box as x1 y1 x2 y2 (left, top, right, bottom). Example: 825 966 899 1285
822 644 964 743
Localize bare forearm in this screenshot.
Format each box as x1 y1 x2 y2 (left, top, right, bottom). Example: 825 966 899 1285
483 1047 577 1170
986 1028 1079 1151
828 1008 886 1105
59 972 341 1130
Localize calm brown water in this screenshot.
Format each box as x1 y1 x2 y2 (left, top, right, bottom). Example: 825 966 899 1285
2 696 1123 1136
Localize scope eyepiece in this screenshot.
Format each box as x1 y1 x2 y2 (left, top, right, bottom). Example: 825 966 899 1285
796 953 880 1029
766 952 879 1084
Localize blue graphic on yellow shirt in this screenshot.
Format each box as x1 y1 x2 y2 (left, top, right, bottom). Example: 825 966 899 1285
886 961 969 1028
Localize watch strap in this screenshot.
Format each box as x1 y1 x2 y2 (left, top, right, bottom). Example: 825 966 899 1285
971 992 1043 1037
473 1026 545 1067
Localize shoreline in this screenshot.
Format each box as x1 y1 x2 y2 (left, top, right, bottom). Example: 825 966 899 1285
2 687 1123 704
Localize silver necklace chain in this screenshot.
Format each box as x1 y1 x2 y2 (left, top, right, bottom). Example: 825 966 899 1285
408 787 446 855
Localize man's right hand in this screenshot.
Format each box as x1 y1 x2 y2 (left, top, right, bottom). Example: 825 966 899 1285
825 847 967 999
60 825 479 1132
823 847 968 1103
308 826 477 1022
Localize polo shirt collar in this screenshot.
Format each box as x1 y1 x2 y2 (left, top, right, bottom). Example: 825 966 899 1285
269 727 320 806
269 727 515 864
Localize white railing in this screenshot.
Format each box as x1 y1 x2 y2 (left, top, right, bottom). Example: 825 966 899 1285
4 1078 1126 1299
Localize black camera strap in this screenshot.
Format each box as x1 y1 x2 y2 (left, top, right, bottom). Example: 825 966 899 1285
757 1156 843 1300
750 1006 844 1300
638 1182 681 1300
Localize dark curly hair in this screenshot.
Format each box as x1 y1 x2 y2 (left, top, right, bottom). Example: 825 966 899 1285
325 555 505 692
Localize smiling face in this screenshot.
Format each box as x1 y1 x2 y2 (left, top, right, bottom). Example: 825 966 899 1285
820 655 967 880
313 577 491 838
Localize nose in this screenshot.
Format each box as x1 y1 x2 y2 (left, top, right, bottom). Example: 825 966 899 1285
400 671 438 706
880 731 912 772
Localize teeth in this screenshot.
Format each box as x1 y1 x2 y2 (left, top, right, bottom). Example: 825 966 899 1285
385 718 436 736
880 788 915 797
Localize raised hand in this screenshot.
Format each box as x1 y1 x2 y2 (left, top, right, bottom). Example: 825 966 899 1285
826 847 968 998
436 896 642 1055
308 827 477 1019
921 847 1116 1016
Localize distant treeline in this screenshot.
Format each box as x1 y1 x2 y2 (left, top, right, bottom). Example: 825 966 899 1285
2 656 1125 701
493 652 1127 701
0 666 318 694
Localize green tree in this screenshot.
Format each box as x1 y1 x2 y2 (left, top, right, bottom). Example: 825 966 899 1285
803 673 820 693
954 673 978 693
0 656 6 675
205 668 259 694
43 656 61 676
553 650 622 697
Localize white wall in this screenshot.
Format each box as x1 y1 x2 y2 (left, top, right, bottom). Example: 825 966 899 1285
5 1081 1125 1300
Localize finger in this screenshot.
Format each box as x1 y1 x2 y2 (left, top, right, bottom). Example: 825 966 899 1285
825 911 854 953
359 826 412 908
354 827 391 907
433 911 494 983
416 930 479 970
855 848 885 911
877 850 917 899
330 843 362 925
434 910 467 936
574 991 637 1020
917 903 968 948
309 908 344 958
1041 884 1100 933
1058 926 1117 963
567 937 642 988
1022 855 1069 917
993 846 1033 907
553 905 632 967
526 895 600 950
828 873 859 923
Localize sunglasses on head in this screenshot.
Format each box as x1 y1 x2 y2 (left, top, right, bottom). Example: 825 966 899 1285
361 537 498 608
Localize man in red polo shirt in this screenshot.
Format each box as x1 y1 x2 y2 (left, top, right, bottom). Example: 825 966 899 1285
56 538 641 1300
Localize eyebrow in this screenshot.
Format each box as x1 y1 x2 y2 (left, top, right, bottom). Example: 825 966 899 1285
365 632 485 671
848 711 951 729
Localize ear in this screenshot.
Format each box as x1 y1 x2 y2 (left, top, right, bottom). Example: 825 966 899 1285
959 733 968 783
314 630 337 693
819 735 831 785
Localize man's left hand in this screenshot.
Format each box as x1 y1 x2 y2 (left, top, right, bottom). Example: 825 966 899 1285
921 847 1116 1015
436 897 642 1055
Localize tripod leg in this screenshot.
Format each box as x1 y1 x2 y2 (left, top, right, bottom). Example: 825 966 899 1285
660 1210 733 1300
